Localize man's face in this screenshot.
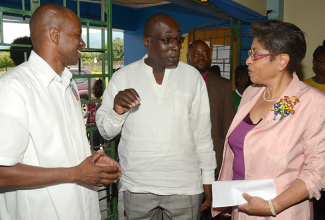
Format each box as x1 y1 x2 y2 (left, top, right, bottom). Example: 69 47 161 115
313 53 325 77
187 42 211 74
145 17 182 69
59 12 85 66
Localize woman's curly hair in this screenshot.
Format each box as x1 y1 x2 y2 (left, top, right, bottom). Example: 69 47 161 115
250 20 306 74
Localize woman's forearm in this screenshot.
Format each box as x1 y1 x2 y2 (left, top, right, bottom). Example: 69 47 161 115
272 179 309 214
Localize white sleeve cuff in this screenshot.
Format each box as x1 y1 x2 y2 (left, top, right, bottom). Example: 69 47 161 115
106 108 129 124
202 170 215 184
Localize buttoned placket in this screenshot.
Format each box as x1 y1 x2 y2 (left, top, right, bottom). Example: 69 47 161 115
61 74 91 219
65 81 84 163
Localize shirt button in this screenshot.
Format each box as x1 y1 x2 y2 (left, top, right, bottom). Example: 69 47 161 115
246 173 251 178
72 134 75 138
78 155 81 160
69 112 71 115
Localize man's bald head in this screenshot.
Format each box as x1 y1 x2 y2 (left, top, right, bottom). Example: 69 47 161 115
30 3 76 50
143 13 179 37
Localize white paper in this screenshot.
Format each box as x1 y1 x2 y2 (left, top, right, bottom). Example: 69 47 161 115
221 71 230 79
212 45 230 61
212 179 277 208
224 64 230 71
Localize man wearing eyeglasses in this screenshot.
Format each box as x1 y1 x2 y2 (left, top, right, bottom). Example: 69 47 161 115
96 13 216 219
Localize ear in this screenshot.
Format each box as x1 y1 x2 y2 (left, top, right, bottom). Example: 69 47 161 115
313 60 317 67
142 37 150 49
237 77 241 84
186 53 189 62
49 27 60 44
278 54 290 71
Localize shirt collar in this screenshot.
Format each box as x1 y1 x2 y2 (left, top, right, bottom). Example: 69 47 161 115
141 54 173 80
28 51 72 88
235 89 243 97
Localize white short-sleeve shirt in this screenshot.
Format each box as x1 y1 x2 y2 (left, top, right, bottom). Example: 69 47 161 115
0 51 100 220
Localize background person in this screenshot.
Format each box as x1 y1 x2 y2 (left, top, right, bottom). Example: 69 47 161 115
9 36 33 66
208 65 221 76
87 79 104 149
233 65 251 112
212 20 325 220
96 13 216 219
304 40 325 93
0 4 120 220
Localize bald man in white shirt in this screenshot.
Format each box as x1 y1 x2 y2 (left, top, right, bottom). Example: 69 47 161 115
0 3 120 220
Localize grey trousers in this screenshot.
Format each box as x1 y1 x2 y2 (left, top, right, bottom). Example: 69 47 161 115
123 190 202 220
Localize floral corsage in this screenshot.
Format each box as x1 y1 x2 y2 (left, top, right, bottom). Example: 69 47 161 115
271 96 300 121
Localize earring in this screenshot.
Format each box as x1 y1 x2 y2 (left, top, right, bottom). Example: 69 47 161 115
278 68 282 72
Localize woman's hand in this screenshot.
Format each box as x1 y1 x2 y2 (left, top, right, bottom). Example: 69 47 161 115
238 193 271 216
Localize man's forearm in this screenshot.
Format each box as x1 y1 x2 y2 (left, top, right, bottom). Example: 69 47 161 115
0 163 76 188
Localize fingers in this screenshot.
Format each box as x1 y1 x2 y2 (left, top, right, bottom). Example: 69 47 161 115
221 207 232 217
242 193 251 202
118 89 140 105
238 194 251 213
101 166 120 173
98 147 105 156
114 89 140 114
222 213 232 217
201 200 210 211
128 89 141 102
91 150 102 164
238 203 248 212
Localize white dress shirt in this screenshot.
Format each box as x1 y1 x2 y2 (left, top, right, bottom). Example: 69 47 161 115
0 51 100 220
96 55 216 195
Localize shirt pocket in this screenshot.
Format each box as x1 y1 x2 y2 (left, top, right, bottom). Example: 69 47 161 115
174 91 192 119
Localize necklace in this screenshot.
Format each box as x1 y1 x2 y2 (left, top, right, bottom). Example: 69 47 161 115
263 89 279 102
261 115 268 123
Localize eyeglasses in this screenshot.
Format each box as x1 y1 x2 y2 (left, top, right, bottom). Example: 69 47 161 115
316 60 325 65
248 50 281 61
147 35 185 45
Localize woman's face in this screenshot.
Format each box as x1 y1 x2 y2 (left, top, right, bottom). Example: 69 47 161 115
313 53 325 77
246 38 280 85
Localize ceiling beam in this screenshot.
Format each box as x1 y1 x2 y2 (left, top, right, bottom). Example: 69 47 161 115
167 0 233 20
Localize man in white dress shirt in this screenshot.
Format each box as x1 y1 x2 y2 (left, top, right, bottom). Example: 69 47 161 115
96 13 216 219
0 3 120 220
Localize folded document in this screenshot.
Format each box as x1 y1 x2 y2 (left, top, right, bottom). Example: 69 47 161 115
212 179 277 207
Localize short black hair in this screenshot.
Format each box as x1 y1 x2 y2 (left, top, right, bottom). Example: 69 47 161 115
94 79 102 86
188 40 209 53
234 65 248 88
10 36 33 66
208 65 221 76
250 20 306 74
313 40 325 61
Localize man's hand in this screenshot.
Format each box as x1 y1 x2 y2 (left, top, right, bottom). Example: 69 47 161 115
238 193 271 216
73 152 121 187
202 184 212 211
114 89 140 115
221 207 232 217
94 148 121 177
